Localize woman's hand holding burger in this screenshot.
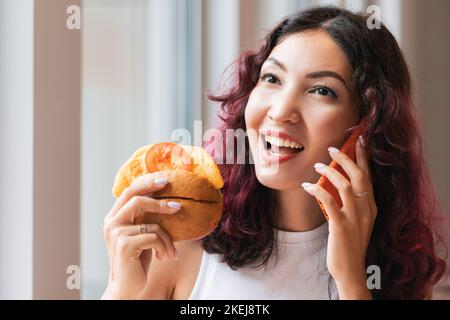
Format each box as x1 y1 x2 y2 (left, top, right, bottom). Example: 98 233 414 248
102 172 180 299
101 142 224 299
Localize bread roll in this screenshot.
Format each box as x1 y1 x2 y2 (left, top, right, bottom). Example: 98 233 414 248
112 142 224 241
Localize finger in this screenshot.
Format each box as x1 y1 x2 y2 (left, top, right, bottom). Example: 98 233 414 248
140 249 153 275
328 146 365 184
301 182 342 222
111 196 182 225
351 137 377 214
145 224 177 260
356 135 371 180
116 233 167 261
110 224 177 260
313 162 357 213
112 233 167 284
105 172 170 222
328 145 374 203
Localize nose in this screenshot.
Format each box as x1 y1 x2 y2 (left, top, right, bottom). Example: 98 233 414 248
267 89 302 124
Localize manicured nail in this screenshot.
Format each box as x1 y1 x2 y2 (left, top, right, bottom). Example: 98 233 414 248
314 162 327 169
328 147 340 154
154 178 168 185
301 182 314 188
359 135 365 147
167 201 182 209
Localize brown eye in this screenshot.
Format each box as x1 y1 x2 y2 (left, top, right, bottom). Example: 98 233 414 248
260 73 280 84
311 86 337 98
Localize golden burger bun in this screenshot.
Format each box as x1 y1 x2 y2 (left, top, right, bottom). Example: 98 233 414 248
112 142 224 241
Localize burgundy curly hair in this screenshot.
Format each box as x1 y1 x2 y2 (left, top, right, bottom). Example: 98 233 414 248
201 6 448 299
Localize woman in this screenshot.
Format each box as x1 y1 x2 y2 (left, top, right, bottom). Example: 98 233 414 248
102 6 447 300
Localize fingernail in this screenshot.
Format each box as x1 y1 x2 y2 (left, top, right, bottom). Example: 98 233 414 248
328 147 340 154
314 162 327 169
167 201 182 209
359 135 365 147
301 182 314 188
154 178 168 185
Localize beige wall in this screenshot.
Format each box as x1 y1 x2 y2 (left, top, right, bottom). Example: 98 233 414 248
34 0 81 299
402 0 450 215
402 2 450 296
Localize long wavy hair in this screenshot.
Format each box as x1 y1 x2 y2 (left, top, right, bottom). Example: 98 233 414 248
200 6 448 299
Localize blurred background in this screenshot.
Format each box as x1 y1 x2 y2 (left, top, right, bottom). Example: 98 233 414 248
0 0 449 299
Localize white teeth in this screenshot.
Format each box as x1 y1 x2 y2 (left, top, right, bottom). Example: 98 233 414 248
264 134 303 150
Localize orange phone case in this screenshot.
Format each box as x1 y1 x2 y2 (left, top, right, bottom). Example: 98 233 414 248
316 122 366 220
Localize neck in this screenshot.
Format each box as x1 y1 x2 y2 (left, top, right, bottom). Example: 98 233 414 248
275 187 326 232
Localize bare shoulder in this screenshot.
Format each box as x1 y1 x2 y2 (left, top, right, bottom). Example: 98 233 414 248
140 239 203 300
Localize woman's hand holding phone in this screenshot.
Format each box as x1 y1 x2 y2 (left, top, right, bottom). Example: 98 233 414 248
301 124 378 299
314 123 365 220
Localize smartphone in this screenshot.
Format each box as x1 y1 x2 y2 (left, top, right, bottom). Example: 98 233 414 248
315 121 366 221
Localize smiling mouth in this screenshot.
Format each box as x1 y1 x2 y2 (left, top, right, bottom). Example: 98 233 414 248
261 134 305 155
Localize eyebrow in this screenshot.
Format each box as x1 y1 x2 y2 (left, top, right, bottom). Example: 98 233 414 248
263 57 349 90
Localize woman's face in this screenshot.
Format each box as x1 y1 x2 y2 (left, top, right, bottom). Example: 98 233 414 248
245 30 359 190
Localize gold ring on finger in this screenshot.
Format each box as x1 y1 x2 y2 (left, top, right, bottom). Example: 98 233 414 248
138 224 148 234
354 191 369 199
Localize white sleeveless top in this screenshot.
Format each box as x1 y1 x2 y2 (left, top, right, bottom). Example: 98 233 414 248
188 222 339 300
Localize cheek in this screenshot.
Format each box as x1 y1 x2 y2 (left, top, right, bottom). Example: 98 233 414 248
306 108 358 163
244 91 268 158
244 90 267 130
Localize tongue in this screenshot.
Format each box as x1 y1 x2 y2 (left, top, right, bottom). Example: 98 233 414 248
270 145 300 154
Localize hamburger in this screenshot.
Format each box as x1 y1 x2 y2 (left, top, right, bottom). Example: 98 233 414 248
112 142 224 241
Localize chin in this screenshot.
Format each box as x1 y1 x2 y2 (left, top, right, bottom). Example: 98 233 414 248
254 163 308 191
252 151 321 191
